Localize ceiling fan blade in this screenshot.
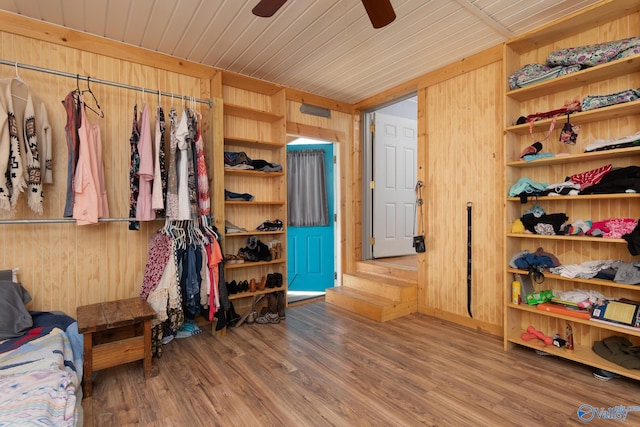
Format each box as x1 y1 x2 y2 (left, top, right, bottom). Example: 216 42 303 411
252 0 288 18
361 0 396 28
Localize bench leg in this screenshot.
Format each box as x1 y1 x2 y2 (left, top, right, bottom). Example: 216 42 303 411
82 332 93 398
143 319 152 379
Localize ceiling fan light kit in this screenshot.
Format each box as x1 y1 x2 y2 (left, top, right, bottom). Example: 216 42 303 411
252 0 396 28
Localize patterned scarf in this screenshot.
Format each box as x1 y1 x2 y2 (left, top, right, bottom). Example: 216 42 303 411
166 108 179 219
194 120 210 216
185 108 198 219
128 104 140 230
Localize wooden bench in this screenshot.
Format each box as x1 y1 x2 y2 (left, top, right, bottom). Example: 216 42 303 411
76 297 157 397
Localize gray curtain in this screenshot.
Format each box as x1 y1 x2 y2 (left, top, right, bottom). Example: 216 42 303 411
287 150 328 226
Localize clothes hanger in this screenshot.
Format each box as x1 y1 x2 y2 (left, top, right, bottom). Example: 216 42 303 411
81 76 104 118
11 62 28 102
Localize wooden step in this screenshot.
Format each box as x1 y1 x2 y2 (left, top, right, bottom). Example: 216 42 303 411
356 260 417 282
325 286 416 322
342 271 416 302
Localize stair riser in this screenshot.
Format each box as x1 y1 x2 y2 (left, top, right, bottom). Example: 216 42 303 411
325 289 417 322
342 274 416 302
325 290 383 321
356 261 417 281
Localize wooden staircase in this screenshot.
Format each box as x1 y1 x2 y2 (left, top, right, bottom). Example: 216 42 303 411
325 260 417 322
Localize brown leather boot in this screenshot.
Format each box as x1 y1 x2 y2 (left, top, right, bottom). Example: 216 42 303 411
249 278 257 292
267 293 278 314
276 291 286 319
258 276 267 290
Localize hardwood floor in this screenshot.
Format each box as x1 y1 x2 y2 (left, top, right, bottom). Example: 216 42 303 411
82 302 640 426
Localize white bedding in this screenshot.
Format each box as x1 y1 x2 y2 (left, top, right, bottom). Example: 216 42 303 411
0 326 83 426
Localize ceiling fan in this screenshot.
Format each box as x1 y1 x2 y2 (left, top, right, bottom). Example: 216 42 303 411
252 0 396 29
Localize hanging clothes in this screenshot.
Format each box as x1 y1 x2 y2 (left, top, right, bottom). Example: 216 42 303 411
61 91 81 217
73 97 109 225
128 104 140 230
175 109 191 220
140 230 173 300
206 237 224 321
0 78 51 214
165 108 179 220
152 106 167 216
145 229 183 358
186 108 199 219
194 115 210 217
136 102 155 221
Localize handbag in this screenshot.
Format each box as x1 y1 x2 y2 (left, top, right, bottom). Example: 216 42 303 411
559 114 580 145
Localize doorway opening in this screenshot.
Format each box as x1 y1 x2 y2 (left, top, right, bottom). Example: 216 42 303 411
286 137 339 304
362 94 418 269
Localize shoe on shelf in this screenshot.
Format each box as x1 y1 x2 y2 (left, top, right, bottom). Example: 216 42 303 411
249 278 257 292
258 276 267 290
226 280 238 294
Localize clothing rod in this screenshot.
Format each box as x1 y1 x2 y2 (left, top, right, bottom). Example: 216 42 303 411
0 217 165 225
0 59 213 107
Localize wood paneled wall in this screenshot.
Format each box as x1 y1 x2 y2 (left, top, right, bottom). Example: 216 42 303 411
354 47 505 335
421 60 504 334
0 8 552 338
0 27 211 315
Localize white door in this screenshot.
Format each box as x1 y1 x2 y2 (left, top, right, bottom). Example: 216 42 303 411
372 112 417 258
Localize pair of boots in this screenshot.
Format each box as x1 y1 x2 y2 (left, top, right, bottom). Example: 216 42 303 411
214 300 241 330
256 291 286 324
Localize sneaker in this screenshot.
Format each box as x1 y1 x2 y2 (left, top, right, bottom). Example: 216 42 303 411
255 312 280 324
175 321 203 338
592 368 619 382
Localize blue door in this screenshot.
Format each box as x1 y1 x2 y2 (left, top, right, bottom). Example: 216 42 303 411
287 143 335 292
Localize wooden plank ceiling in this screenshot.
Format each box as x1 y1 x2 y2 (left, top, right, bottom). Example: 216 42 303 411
0 0 601 103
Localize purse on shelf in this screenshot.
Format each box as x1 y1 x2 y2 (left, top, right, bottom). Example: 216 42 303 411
559 114 580 145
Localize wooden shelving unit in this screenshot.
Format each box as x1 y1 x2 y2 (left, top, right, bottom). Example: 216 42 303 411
503 0 640 381
220 72 288 308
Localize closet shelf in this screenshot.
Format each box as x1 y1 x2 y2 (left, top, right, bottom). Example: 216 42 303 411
505 0 636 54
224 259 286 270
228 286 285 301
225 230 285 237
224 103 284 123
506 268 640 291
224 169 284 177
505 332 640 382
506 100 640 135
507 193 640 202
507 304 640 337
506 146 640 167
223 136 284 149
224 201 285 206
506 53 640 102
222 72 283 96
506 233 626 243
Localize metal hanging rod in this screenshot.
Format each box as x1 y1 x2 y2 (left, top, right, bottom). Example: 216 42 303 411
0 59 213 107
0 217 165 225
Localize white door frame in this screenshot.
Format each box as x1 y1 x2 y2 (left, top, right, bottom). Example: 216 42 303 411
362 93 418 260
